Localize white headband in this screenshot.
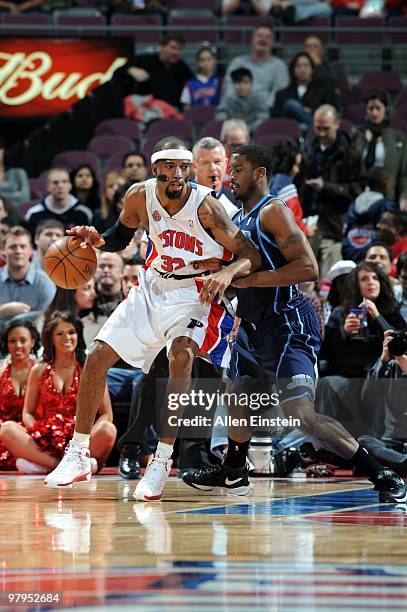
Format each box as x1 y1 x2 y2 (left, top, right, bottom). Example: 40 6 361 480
151 149 193 164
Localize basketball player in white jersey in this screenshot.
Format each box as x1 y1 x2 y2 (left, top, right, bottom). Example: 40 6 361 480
45 137 261 501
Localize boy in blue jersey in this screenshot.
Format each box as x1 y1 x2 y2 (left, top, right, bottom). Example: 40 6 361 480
183 144 407 503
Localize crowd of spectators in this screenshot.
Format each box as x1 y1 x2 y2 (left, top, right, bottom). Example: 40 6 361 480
0 1 404 19
0 14 407 478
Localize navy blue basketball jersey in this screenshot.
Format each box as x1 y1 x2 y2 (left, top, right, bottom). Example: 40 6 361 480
234 195 307 321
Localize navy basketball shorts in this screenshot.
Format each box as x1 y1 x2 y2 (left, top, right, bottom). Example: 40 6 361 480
230 301 321 406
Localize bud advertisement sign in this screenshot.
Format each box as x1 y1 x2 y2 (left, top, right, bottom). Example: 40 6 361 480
0 39 129 116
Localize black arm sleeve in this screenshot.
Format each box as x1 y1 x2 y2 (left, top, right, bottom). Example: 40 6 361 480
99 219 137 252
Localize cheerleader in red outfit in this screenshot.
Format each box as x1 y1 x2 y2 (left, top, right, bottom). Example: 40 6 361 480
0 320 39 469
0 311 116 474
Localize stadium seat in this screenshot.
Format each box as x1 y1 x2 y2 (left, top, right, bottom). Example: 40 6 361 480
388 17 407 45
54 14 107 37
145 119 194 144
105 151 127 172
2 13 50 36
87 135 134 160
335 17 384 45
167 15 218 43
358 72 402 97
344 103 365 125
95 119 141 145
200 119 223 139
280 17 330 45
224 16 274 44
28 178 48 200
184 106 216 127
110 14 162 44
52 151 101 174
253 119 300 143
253 133 294 150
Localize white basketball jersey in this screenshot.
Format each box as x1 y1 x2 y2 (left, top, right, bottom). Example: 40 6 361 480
145 178 230 276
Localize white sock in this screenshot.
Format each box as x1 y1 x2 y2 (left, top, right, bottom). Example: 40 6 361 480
156 441 173 459
73 431 90 447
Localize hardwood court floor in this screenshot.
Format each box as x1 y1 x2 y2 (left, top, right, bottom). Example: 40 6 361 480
0 473 406 611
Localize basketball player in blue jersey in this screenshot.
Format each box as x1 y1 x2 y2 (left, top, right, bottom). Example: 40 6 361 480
183 144 407 503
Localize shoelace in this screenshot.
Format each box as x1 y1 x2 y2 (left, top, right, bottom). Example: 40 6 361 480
58 444 88 468
145 458 168 482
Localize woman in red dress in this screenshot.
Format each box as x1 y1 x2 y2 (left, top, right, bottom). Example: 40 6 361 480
0 320 39 469
0 311 116 474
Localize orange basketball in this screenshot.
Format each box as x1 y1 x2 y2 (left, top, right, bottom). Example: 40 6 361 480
44 235 97 289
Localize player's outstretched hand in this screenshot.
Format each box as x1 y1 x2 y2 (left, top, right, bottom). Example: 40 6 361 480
198 269 234 304
67 226 105 249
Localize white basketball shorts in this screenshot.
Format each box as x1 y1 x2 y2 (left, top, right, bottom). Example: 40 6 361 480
95 267 210 373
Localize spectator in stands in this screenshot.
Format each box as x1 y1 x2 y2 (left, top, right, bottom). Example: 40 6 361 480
324 259 357 318
192 137 238 217
121 152 148 184
220 119 250 188
272 52 339 132
39 280 99 347
365 241 397 279
117 34 193 109
386 0 407 16
303 36 347 99
222 0 332 21
221 0 271 15
395 252 407 321
353 91 407 209
92 171 125 234
121 258 142 296
317 260 405 437
330 0 366 16
181 46 222 110
25 168 92 237
0 226 56 323
0 219 11 268
301 104 364 278
32 219 64 270
94 251 124 317
0 311 116 474
0 319 40 470
0 196 23 227
270 140 315 236
107 0 167 14
216 67 268 134
0 137 29 207
358 329 407 476
223 25 289 110
70 164 100 212
342 167 397 262
376 211 407 262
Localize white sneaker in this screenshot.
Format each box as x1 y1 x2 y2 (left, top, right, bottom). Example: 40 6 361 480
16 458 49 475
133 454 172 501
90 457 98 475
44 440 91 488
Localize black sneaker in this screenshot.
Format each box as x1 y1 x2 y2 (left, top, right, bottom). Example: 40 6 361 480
119 446 141 480
182 463 253 496
371 469 407 503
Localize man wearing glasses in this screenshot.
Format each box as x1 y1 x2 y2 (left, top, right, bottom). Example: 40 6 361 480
122 153 148 184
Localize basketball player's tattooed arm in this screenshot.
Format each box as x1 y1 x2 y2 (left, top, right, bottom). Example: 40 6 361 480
197 195 262 303
67 183 147 251
233 201 319 288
